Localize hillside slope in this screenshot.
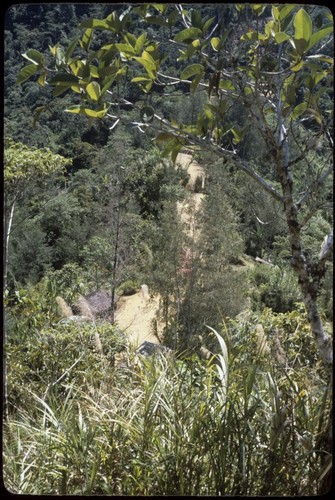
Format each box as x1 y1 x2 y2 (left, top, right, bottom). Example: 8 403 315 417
115 151 206 348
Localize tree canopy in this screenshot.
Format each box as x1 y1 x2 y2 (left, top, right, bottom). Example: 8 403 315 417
15 3 333 365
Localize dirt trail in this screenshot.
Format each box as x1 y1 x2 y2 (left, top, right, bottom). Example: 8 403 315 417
176 152 206 241
115 291 162 347
115 151 206 348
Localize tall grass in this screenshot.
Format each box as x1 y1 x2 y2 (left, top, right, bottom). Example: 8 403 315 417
3 323 331 495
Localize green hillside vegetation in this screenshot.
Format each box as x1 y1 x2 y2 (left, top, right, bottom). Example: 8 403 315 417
3 3 333 495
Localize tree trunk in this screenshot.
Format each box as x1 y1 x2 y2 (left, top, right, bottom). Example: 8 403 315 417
3 200 15 290
274 45 332 367
277 157 333 366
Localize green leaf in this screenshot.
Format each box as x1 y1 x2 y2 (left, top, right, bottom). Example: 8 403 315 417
16 64 38 84
80 18 110 30
252 4 266 15
133 51 157 77
115 43 136 56
86 81 101 101
291 59 304 72
131 75 154 92
294 8 312 43
22 49 44 66
80 28 93 52
135 33 147 54
174 27 203 43
145 16 167 27
171 141 184 164
190 70 204 95
106 11 120 29
191 9 202 29
65 37 79 63
180 63 204 80
279 4 295 21
219 79 235 91
56 46 65 67
38 72 47 86
49 45 57 56
152 3 167 14
230 128 242 144
241 30 258 42
308 24 333 51
89 65 99 78
100 72 117 97
161 137 182 160
124 32 137 47
272 5 280 21
211 37 221 51
293 37 309 56
203 17 215 33
275 32 290 44
291 102 307 120
32 106 47 127
65 105 108 118
167 9 179 28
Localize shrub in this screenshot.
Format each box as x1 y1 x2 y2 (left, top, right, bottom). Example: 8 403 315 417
5 321 127 414
3 313 331 495
116 279 139 296
249 264 301 313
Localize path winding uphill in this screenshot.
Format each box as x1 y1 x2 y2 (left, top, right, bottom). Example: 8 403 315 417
115 289 162 347
115 152 206 349
176 152 206 241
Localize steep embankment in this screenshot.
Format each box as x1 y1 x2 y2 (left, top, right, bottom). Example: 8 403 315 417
114 151 206 348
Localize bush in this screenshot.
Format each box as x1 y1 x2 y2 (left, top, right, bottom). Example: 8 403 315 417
3 312 331 495
6 321 127 414
249 264 301 313
116 279 139 296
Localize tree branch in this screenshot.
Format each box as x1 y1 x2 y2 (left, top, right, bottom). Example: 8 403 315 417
150 112 284 202
319 229 333 263
296 163 333 209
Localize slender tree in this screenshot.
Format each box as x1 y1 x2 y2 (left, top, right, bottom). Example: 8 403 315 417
4 139 69 289
16 4 333 365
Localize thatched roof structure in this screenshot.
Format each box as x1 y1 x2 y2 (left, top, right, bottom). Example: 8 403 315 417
72 289 118 320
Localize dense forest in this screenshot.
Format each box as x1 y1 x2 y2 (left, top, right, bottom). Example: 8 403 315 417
3 3 333 495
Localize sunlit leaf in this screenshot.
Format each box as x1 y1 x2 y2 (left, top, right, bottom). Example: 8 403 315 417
115 43 136 56
203 17 215 33
279 4 295 20
65 105 108 118
16 64 38 84
135 33 147 54
80 28 93 52
211 37 221 51
133 50 157 77
294 8 312 43
252 4 266 15
275 32 290 44
291 102 308 119
174 27 203 43
308 24 333 51
86 81 101 101
80 18 110 30
22 49 44 66
180 63 204 80
291 59 304 72
65 37 79 63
